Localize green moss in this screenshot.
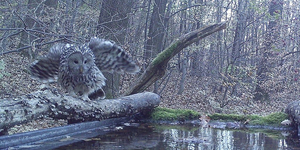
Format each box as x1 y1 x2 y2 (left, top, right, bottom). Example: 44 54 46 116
248 114 261 120
151 108 288 125
151 41 179 66
250 112 289 125
151 107 200 121
209 113 247 121
209 112 289 126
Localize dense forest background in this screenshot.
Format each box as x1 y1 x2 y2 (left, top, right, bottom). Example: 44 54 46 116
0 0 299 115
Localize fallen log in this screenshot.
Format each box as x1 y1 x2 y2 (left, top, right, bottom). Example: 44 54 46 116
0 89 160 132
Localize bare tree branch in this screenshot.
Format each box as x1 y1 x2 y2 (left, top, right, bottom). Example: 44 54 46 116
124 21 227 95
0 39 69 55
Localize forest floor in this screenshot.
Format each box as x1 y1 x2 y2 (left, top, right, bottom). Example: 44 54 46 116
0 53 296 133
1 53 296 115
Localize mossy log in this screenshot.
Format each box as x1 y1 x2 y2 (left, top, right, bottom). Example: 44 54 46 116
0 89 160 131
124 21 227 95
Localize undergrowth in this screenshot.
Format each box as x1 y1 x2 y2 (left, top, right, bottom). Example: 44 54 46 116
151 107 200 121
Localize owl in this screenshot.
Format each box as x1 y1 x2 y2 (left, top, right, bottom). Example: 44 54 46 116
29 37 140 100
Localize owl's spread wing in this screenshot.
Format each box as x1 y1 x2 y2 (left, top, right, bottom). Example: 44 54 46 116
29 44 64 83
88 37 140 74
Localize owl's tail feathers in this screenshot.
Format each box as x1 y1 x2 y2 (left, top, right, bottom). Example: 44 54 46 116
89 37 140 74
29 57 60 83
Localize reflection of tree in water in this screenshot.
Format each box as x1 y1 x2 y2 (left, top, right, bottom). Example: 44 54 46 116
158 126 292 150
56 124 161 150
57 124 296 149
232 132 280 150
285 132 300 149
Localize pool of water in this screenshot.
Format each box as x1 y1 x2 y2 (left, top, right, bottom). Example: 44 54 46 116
56 123 300 150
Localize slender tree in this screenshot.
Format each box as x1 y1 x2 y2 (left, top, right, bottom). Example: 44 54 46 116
97 0 134 98
144 0 168 64
143 0 168 93
254 0 283 101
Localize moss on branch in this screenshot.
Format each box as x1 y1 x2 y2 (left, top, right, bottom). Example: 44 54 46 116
151 41 179 66
125 22 227 95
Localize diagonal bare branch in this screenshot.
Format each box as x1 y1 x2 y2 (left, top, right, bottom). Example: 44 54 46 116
124 21 227 95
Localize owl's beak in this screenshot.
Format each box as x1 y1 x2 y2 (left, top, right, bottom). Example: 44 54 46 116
79 66 84 73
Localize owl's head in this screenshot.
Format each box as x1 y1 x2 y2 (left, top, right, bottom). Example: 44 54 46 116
63 44 95 74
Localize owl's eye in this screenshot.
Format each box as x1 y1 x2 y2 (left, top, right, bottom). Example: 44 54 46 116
84 60 87 64
74 60 79 64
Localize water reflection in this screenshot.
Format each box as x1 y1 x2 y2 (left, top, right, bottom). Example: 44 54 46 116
160 126 288 150
56 124 299 150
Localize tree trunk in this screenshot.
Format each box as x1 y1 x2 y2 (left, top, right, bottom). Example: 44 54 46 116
97 0 134 98
190 0 204 76
178 52 187 95
231 0 247 66
254 0 283 101
190 51 200 76
143 0 168 94
124 21 227 95
144 0 168 66
223 0 248 97
102 72 120 99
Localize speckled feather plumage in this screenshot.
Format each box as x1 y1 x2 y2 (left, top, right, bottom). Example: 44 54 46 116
57 43 105 100
29 37 139 100
89 37 140 73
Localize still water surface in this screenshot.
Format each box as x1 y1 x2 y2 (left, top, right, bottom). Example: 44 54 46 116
57 124 300 150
